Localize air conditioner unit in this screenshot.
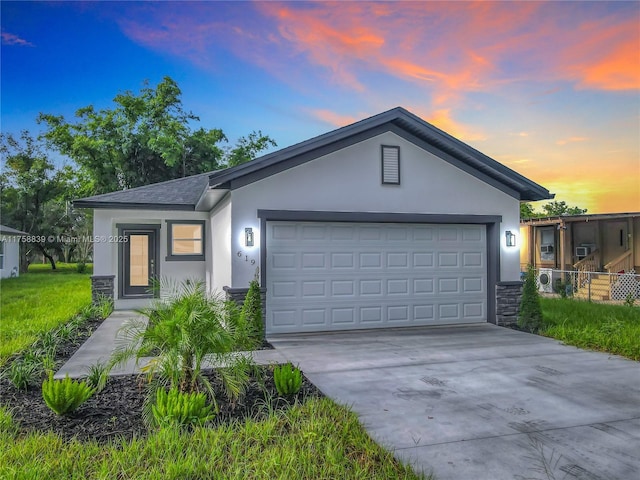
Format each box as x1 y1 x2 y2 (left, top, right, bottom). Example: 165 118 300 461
538 268 562 293
541 245 554 254
575 246 591 258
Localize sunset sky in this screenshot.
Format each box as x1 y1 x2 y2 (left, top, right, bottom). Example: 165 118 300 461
2 1 639 213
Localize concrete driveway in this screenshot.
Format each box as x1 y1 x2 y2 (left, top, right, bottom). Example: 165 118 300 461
269 324 640 480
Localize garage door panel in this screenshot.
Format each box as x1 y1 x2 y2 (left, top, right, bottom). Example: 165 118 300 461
360 279 383 295
438 278 460 293
267 222 487 334
360 252 382 268
300 253 325 269
463 302 485 319
331 253 354 268
302 309 326 326
463 277 484 293
413 252 434 267
438 252 459 267
272 253 297 269
414 304 435 320
302 280 326 297
361 306 383 323
271 281 297 298
388 279 409 295
463 252 483 267
462 227 483 241
332 307 356 325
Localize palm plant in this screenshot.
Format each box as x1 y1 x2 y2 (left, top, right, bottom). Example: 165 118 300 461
109 278 259 411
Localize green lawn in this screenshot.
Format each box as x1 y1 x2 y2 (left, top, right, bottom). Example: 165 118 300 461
0 263 92 365
541 298 640 361
0 399 424 479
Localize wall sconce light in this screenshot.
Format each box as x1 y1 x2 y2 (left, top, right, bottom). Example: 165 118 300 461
245 227 254 247
505 230 516 247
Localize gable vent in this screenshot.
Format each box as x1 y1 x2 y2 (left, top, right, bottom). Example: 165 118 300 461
381 145 400 185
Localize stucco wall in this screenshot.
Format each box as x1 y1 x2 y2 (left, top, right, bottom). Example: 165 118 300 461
93 209 209 307
209 194 233 291
229 131 521 287
0 238 21 278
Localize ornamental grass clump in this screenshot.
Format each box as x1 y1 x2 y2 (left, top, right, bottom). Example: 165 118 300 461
151 387 215 428
7 358 41 391
273 363 303 396
42 372 95 415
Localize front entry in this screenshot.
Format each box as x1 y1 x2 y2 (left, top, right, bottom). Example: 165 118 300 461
118 225 160 298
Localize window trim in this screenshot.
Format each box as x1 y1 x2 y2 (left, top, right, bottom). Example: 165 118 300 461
166 220 206 261
381 145 400 185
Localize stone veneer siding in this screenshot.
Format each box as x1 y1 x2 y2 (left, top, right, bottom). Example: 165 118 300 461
495 281 523 326
91 275 115 304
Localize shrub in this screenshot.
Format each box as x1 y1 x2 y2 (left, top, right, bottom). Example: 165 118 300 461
84 361 110 392
624 293 636 308
274 363 303 396
42 372 95 415
518 265 544 333
241 277 263 343
7 358 41 391
111 278 256 405
76 262 87 274
151 387 215 428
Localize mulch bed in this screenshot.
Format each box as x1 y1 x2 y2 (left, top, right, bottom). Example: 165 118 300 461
0 318 320 444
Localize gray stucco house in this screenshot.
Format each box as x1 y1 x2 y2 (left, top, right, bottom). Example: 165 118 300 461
75 107 552 333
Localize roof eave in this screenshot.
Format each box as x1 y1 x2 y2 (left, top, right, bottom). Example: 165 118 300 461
72 201 196 211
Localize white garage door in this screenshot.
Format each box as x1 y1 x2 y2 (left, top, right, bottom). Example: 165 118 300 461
266 222 487 334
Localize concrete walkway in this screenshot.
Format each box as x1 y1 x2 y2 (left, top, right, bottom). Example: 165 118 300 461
269 324 640 480
55 311 288 378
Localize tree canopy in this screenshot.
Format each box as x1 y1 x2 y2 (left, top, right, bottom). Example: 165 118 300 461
0 131 85 270
520 200 588 220
38 77 276 194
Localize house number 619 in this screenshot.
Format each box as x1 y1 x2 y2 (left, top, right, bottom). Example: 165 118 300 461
237 251 256 265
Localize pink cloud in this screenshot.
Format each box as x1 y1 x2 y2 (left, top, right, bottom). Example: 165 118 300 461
556 137 589 146
307 109 358 127
1 32 34 47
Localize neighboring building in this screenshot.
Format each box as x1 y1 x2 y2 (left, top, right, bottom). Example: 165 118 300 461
74 107 552 332
520 212 640 272
0 225 28 278
520 212 640 300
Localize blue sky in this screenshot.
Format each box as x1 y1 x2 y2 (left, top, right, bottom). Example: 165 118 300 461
2 1 639 213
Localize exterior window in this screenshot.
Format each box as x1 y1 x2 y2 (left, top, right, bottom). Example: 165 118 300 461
0 241 4 269
381 145 400 185
539 227 555 262
166 221 205 261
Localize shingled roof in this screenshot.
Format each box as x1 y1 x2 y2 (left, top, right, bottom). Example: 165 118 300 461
74 107 552 210
73 171 215 210
208 107 552 201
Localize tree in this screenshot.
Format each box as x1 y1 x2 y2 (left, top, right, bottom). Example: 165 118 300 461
0 131 75 270
541 201 587 217
520 202 537 220
39 77 276 194
518 265 543 333
520 201 587 220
